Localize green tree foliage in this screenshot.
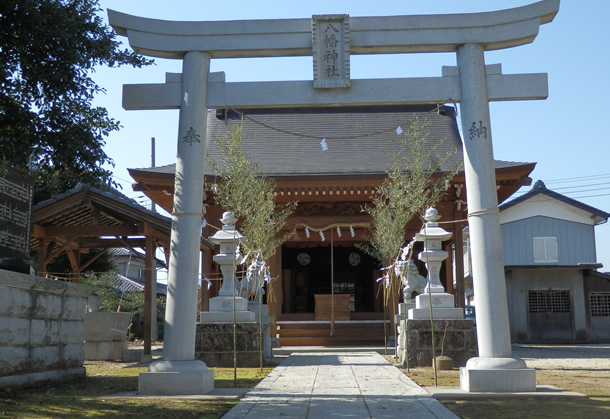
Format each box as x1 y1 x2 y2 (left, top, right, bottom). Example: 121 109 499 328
207 125 296 261
0 0 152 190
362 119 460 300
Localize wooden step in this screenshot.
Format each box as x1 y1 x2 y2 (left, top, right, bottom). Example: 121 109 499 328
276 321 390 346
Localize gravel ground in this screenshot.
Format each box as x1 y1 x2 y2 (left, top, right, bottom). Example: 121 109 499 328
512 343 610 370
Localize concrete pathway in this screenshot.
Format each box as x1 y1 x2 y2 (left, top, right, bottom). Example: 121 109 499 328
222 352 458 418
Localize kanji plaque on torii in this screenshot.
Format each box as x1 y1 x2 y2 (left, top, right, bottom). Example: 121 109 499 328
312 14 350 89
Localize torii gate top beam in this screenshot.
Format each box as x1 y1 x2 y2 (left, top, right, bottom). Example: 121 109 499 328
109 0 558 60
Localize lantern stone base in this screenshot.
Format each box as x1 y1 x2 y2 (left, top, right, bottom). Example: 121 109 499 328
397 319 477 367
460 357 536 392
200 296 256 322
408 307 464 320
195 322 263 367
200 311 255 322
138 360 214 395
415 292 455 308
209 295 249 312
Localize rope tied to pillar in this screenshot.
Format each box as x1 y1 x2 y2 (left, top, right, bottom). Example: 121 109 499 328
172 211 204 217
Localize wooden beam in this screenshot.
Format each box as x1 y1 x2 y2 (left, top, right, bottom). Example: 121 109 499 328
79 248 110 272
143 223 170 248
39 225 139 238
77 238 147 248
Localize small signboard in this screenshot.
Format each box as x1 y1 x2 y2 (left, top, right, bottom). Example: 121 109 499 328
312 14 350 89
0 170 34 273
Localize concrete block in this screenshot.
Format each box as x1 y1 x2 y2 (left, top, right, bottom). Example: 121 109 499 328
59 321 85 344
0 347 29 375
63 343 85 367
85 340 127 361
33 293 63 318
0 317 30 345
30 345 60 370
84 312 131 341
0 367 86 390
139 360 214 395
63 296 88 321
30 319 60 345
408 307 464 320
0 287 29 317
199 311 255 322
460 367 536 392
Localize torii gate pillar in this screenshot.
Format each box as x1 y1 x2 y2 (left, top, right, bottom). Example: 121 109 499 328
457 43 534 392
139 51 214 396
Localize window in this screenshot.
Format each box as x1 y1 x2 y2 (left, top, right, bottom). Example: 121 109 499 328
528 290 571 314
590 293 610 317
533 236 558 263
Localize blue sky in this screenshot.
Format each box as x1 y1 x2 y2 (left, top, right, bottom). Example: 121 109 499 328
93 0 610 271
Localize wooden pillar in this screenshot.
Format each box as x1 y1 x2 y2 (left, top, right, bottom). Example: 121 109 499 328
66 247 81 283
268 249 282 331
200 248 212 312
445 241 454 295
37 237 48 278
454 210 465 309
144 235 155 358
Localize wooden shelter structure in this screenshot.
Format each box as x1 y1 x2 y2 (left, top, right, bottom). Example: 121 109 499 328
30 184 180 354
129 105 536 344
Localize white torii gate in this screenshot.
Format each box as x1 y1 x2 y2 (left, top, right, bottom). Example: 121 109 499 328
109 0 559 395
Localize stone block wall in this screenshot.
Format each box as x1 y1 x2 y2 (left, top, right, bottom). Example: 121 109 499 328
398 319 477 367
195 322 261 367
0 270 91 389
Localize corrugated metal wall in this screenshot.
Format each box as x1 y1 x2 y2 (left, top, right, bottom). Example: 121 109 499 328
501 215 596 266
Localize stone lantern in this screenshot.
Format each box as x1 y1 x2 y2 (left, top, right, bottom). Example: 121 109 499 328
415 207 453 294
200 211 254 322
408 207 463 320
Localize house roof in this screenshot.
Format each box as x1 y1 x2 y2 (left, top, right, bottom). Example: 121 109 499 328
106 273 167 296
499 180 610 225
110 248 167 269
130 105 532 179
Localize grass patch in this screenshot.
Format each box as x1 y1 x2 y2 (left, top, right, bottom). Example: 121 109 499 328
399 366 610 419
0 361 272 418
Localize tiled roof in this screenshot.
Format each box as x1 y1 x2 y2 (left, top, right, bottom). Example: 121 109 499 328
500 180 610 225
106 273 168 295
133 105 532 179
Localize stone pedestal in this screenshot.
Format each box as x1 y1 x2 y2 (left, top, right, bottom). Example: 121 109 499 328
408 293 464 320
139 360 214 395
194 322 261 367
200 295 255 322
398 319 477 367
460 358 535 392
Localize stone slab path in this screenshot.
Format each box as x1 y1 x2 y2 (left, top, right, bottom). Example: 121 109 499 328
222 352 458 418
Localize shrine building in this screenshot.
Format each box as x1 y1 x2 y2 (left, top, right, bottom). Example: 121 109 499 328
128 104 535 343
